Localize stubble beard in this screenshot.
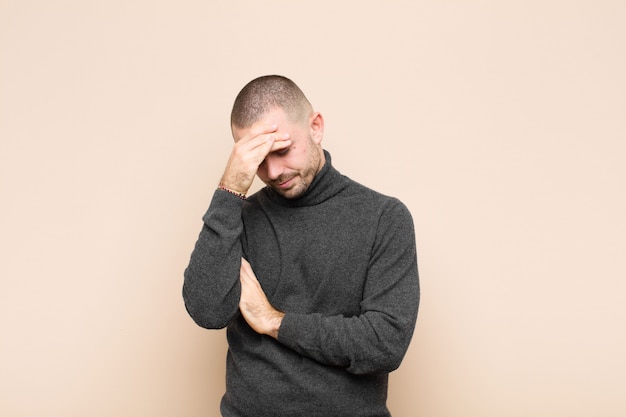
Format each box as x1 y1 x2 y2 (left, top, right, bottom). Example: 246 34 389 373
271 148 322 200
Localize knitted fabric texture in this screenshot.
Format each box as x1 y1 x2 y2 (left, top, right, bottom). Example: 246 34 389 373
184 151 420 417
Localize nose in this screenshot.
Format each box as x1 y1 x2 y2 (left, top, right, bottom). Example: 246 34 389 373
264 155 284 181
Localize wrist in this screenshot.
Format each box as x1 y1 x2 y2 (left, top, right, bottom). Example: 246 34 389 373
219 173 251 196
218 183 247 200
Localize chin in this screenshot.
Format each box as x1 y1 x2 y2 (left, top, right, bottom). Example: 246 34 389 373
279 189 302 199
278 183 308 199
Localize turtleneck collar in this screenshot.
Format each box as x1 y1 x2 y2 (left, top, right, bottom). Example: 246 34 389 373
261 150 347 208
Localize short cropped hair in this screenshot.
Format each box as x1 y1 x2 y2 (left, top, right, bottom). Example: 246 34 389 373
231 75 312 129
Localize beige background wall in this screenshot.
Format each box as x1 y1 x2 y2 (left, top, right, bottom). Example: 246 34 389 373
1 1 625 416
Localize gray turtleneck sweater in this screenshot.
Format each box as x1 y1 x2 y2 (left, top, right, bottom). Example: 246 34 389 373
183 151 419 417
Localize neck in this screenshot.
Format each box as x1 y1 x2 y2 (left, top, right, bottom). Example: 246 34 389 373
315 146 326 175
262 150 346 208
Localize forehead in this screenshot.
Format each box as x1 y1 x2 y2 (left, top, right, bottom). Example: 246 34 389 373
261 107 292 125
232 108 306 140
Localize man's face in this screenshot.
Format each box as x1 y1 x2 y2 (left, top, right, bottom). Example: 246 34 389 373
233 108 325 199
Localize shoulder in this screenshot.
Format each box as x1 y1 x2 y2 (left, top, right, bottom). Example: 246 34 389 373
344 176 412 215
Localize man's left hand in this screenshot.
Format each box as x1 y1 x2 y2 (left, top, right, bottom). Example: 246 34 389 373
239 258 284 339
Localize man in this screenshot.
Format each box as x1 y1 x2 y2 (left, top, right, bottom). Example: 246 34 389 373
183 75 419 417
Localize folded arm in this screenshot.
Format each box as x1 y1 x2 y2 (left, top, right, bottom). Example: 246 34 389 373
238 201 420 375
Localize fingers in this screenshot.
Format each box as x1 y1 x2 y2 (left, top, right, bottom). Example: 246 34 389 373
221 121 291 193
240 258 260 289
240 122 291 149
269 135 292 153
246 123 279 141
240 258 253 281
240 259 269 306
239 258 283 338
239 123 277 146
234 124 291 165
242 129 291 156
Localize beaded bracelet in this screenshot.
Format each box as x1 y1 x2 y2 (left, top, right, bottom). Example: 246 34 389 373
217 184 247 200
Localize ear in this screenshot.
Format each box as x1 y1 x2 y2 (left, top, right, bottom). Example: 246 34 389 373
309 112 324 145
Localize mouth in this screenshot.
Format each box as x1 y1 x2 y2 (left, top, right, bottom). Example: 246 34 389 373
276 176 295 189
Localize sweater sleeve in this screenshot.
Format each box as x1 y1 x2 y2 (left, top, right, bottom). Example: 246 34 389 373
182 190 246 329
276 200 420 375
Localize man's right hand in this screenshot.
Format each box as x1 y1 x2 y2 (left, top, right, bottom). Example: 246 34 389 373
220 123 291 195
